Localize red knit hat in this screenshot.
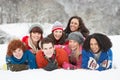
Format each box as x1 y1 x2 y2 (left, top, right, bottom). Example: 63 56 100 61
52 21 63 32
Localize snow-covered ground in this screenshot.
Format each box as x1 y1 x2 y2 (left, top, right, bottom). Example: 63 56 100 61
0 23 120 80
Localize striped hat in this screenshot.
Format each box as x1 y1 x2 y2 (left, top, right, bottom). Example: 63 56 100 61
52 21 63 32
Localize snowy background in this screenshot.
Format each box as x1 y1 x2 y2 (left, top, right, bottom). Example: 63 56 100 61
0 0 120 35
0 23 120 80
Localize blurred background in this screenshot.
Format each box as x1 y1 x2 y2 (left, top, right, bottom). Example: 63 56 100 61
0 0 120 35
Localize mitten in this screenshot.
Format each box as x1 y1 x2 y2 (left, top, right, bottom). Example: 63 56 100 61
88 57 99 70
101 60 111 68
43 60 58 71
7 63 28 71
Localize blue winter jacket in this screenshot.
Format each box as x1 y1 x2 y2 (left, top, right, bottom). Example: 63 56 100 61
82 49 112 71
6 50 37 69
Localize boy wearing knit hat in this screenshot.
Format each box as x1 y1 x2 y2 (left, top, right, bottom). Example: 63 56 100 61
47 21 67 48
63 32 84 70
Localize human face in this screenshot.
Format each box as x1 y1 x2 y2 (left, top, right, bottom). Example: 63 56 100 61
68 40 79 51
53 30 63 40
90 38 100 54
70 18 79 32
30 32 42 42
12 48 23 59
42 43 55 58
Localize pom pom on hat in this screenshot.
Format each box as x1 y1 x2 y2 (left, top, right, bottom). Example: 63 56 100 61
52 21 63 32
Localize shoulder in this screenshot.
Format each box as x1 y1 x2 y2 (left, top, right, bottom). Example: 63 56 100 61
6 55 12 62
82 50 88 54
22 36 29 42
108 49 112 53
24 50 32 54
36 50 45 61
63 45 71 55
101 49 112 55
104 49 113 56
55 48 67 55
23 50 35 57
56 48 65 51
36 50 44 57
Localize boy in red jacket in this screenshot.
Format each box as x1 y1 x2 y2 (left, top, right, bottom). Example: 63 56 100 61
36 37 69 71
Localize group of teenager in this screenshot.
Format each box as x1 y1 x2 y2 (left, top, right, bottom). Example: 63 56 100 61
6 16 113 71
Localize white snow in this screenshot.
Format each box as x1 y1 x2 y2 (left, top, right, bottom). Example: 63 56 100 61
0 23 120 80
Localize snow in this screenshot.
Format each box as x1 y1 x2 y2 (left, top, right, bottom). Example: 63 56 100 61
0 23 120 80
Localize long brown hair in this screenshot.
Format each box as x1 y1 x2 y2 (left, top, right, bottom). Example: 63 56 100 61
64 16 89 38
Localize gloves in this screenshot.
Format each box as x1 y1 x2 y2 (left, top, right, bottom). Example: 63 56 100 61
7 63 28 71
101 60 111 68
88 57 99 70
43 59 58 71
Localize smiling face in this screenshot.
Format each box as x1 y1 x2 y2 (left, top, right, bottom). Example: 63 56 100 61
68 40 79 51
30 32 42 42
12 48 23 59
90 38 100 54
42 43 55 58
53 29 63 40
70 18 79 32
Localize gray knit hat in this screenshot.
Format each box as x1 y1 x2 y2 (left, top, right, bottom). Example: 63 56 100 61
29 24 43 34
66 32 84 44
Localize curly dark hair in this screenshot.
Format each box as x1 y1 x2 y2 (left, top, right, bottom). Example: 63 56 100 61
7 39 27 56
64 16 89 38
83 33 112 52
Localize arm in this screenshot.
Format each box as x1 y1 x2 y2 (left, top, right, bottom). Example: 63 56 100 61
6 55 28 71
26 50 37 69
97 49 113 71
81 50 89 69
36 50 49 68
56 48 69 68
84 49 112 71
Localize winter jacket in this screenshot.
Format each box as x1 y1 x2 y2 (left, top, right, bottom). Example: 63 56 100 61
82 49 112 71
63 45 82 69
36 48 69 69
47 32 67 45
6 50 37 71
22 36 40 54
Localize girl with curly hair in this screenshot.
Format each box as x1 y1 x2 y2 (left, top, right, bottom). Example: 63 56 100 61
82 33 113 71
6 39 37 71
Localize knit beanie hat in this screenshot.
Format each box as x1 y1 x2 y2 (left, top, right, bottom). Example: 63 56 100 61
66 32 84 44
52 21 63 32
29 24 43 34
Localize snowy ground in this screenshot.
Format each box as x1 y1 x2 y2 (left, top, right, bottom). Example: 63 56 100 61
0 23 120 80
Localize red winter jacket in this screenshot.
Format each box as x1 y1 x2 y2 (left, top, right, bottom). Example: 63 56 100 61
36 48 69 68
22 36 32 49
